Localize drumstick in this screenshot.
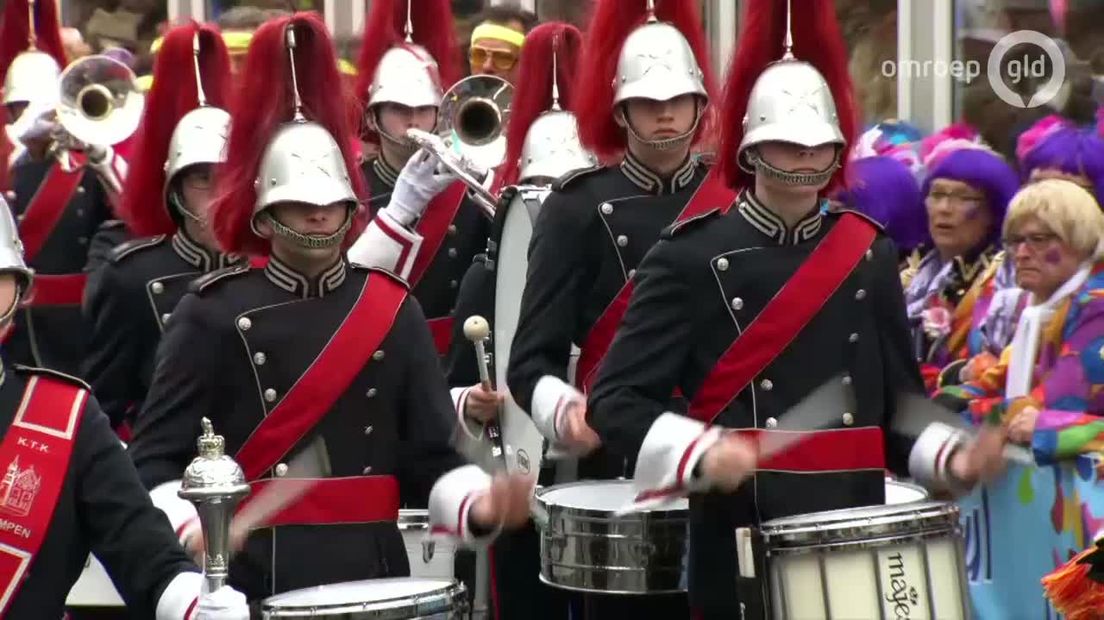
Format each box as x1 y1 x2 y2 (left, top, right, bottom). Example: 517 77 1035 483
463 316 494 392
463 315 507 467
894 392 1035 466
229 438 330 542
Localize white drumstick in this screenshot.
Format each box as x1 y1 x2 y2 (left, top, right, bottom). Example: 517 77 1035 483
463 316 494 392
229 440 329 542
463 315 506 467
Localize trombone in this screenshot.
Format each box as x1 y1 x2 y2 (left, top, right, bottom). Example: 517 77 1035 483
407 74 514 219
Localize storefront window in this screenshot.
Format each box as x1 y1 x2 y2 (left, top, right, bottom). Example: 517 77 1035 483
952 0 1101 161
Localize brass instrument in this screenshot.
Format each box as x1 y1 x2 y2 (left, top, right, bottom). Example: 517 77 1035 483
407 75 514 218
53 54 143 190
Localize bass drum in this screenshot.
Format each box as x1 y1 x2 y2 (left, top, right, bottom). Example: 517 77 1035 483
491 185 550 477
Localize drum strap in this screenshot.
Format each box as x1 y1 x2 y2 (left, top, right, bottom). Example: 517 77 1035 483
689 213 878 423
0 376 87 616
235 273 408 481
409 182 467 287
575 172 736 392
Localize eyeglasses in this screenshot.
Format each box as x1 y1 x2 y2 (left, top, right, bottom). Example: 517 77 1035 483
1001 232 1060 252
470 45 518 72
926 190 984 206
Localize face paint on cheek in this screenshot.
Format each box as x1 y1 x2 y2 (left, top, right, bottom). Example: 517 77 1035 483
1044 248 1063 265
964 203 982 220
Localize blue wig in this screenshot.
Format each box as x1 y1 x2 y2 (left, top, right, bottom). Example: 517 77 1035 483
1021 126 1104 207
921 148 1020 244
839 156 928 253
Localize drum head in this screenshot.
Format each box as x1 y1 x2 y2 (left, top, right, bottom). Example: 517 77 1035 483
262 578 463 618
885 480 928 505
537 480 689 513
762 501 959 551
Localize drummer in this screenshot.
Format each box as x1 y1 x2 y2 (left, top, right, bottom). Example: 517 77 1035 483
346 0 491 359
585 1 1008 617
442 21 596 620
0 196 249 618
128 13 531 603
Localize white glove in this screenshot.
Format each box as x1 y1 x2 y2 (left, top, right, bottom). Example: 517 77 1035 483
382 148 458 226
192 585 249 620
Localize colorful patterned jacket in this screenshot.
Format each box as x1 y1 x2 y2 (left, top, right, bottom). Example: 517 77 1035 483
938 261 1104 464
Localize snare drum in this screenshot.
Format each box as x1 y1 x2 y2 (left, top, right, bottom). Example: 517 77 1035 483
262 577 468 619
534 480 689 594
885 479 929 504
762 500 967 620
398 509 456 579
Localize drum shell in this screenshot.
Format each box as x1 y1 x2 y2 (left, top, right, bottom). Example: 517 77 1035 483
261 577 468 619
535 481 689 594
762 500 969 620
399 509 456 579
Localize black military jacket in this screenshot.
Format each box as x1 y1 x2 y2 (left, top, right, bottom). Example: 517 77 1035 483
82 231 243 428
8 158 115 374
589 190 925 615
128 257 466 599
362 156 490 321
0 365 197 618
506 154 708 478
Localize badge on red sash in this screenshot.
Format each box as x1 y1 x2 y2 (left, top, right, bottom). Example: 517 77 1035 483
0 375 87 615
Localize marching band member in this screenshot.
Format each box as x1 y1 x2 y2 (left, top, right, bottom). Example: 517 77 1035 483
128 14 529 602
346 0 489 357
82 22 241 432
507 0 724 476
2 0 131 377
586 1 1008 617
0 195 249 619
904 144 1020 390
443 21 596 620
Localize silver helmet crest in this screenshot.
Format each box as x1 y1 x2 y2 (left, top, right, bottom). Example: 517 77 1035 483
368 44 443 110
518 111 597 184
254 121 357 214
613 21 707 107
2 50 61 107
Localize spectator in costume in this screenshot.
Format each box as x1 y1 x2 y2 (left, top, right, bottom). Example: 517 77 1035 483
905 145 1021 391
468 4 537 85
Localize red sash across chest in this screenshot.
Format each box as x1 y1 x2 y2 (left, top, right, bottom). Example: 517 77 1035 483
0 375 87 616
19 158 89 308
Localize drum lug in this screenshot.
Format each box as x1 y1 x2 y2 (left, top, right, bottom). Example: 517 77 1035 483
632 540 656 566
422 539 436 563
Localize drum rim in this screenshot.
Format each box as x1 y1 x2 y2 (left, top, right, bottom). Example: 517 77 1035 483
535 480 689 519
537 572 687 595
398 508 429 530
761 501 959 548
261 578 465 613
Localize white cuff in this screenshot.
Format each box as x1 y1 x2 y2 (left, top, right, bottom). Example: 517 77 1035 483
451 385 485 441
531 375 582 443
630 413 723 509
155 571 202 620
429 464 499 545
347 210 423 280
150 480 199 541
908 422 971 494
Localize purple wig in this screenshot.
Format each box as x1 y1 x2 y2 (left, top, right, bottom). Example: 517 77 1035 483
1021 126 1104 206
921 148 1020 245
838 156 928 252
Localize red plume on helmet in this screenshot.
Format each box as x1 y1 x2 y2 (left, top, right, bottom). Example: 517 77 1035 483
211 13 367 256
499 21 584 187
119 21 232 237
0 0 67 85
718 0 857 192
575 0 717 160
354 0 458 141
